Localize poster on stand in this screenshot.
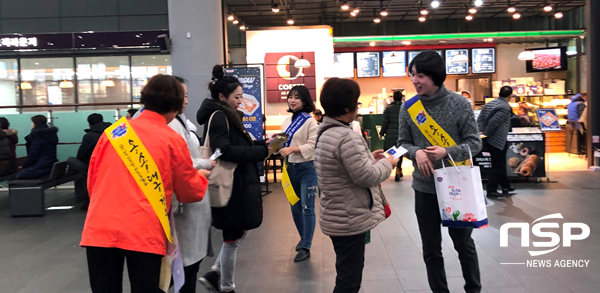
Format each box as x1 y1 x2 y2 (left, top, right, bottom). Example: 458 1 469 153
225 67 265 178
536 109 561 131
506 133 546 178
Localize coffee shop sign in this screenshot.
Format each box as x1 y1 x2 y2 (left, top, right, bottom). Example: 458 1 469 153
0 37 37 48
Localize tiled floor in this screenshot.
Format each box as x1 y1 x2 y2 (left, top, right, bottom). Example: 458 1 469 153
0 169 598 293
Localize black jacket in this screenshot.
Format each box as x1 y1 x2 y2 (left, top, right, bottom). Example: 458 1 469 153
76 122 112 163
0 130 12 161
380 101 402 150
197 99 268 232
22 125 59 170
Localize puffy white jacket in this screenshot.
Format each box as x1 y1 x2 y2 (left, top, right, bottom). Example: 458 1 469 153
314 117 393 237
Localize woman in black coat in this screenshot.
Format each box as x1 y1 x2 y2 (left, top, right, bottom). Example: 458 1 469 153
380 91 404 181
16 115 59 179
197 65 269 293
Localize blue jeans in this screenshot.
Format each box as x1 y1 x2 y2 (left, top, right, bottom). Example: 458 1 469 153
287 161 317 250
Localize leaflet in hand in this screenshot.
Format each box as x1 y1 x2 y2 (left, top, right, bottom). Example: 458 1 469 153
210 148 222 161
384 146 408 159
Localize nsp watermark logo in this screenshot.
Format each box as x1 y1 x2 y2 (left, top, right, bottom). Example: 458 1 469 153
499 213 591 268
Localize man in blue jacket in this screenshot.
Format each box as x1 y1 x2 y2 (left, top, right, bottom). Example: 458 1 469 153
567 92 587 122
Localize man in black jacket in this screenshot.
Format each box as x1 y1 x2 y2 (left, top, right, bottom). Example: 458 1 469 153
380 91 404 181
76 114 112 164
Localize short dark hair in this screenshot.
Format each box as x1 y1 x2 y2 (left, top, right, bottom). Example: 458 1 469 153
320 78 361 118
0 117 9 129
87 113 103 126
127 108 138 117
208 65 242 100
409 51 446 87
393 91 403 102
31 115 47 127
287 86 316 113
499 86 513 98
140 74 185 114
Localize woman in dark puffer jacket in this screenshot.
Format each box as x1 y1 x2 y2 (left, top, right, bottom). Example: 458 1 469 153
16 115 58 179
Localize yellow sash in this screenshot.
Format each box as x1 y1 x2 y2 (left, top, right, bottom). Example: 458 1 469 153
104 117 172 243
281 162 300 205
405 96 468 166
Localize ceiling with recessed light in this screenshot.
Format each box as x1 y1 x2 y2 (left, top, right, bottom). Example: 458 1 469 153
223 0 585 28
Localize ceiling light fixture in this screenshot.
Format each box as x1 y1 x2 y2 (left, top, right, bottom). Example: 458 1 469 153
469 8 477 14
350 11 357 16
101 79 115 87
421 9 429 15
544 5 553 12
239 24 246 30
232 19 239 24
431 0 440 8
513 12 521 19
369 41 376 46
380 10 389 16
341 1 349 10
373 17 381 23
272 4 280 13
466 15 473 21
227 14 234 21
287 18 294 25
474 0 483 7
294 54 310 68
402 41 411 45
353 8 360 13
59 80 74 89
419 16 427 22
555 11 563 18
518 50 535 61
21 82 32 90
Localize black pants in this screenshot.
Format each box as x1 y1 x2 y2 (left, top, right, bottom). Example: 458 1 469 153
486 141 510 193
330 233 366 293
86 247 162 293
179 260 202 293
415 190 481 293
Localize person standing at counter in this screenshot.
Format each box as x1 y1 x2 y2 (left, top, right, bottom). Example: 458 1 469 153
279 85 319 263
380 90 404 181
477 86 516 198
397 51 482 293
517 102 532 127
461 91 475 109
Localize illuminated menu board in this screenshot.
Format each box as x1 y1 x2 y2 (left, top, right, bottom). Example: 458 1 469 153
472 48 495 73
332 52 355 78
407 50 443 66
445 49 469 75
356 52 380 78
382 51 406 77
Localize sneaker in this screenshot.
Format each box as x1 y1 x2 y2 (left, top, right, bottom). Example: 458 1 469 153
294 249 310 262
486 191 504 199
199 271 220 293
295 240 302 251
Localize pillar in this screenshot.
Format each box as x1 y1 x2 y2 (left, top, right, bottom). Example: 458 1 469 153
168 0 225 129
586 0 599 166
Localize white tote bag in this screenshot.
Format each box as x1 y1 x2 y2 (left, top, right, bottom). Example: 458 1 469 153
199 111 238 208
433 147 488 229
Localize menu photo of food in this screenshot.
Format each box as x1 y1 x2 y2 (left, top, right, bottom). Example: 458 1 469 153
238 93 260 116
532 48 562 70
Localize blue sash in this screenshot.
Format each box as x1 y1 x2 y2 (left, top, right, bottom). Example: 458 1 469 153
283 112 311 148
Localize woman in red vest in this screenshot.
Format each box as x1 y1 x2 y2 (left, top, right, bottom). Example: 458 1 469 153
80 74 209 293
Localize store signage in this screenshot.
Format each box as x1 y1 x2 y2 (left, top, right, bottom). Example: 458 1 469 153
472 48 495 74
536 109 562 131
445 49 469 75
356 52 380 78
0 37 37 48
224 67 263 140
265 52 316 103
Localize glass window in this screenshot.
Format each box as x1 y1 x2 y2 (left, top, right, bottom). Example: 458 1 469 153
131 55 171 101
77 56 131 110
0 59 19 114
20 58 75 112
